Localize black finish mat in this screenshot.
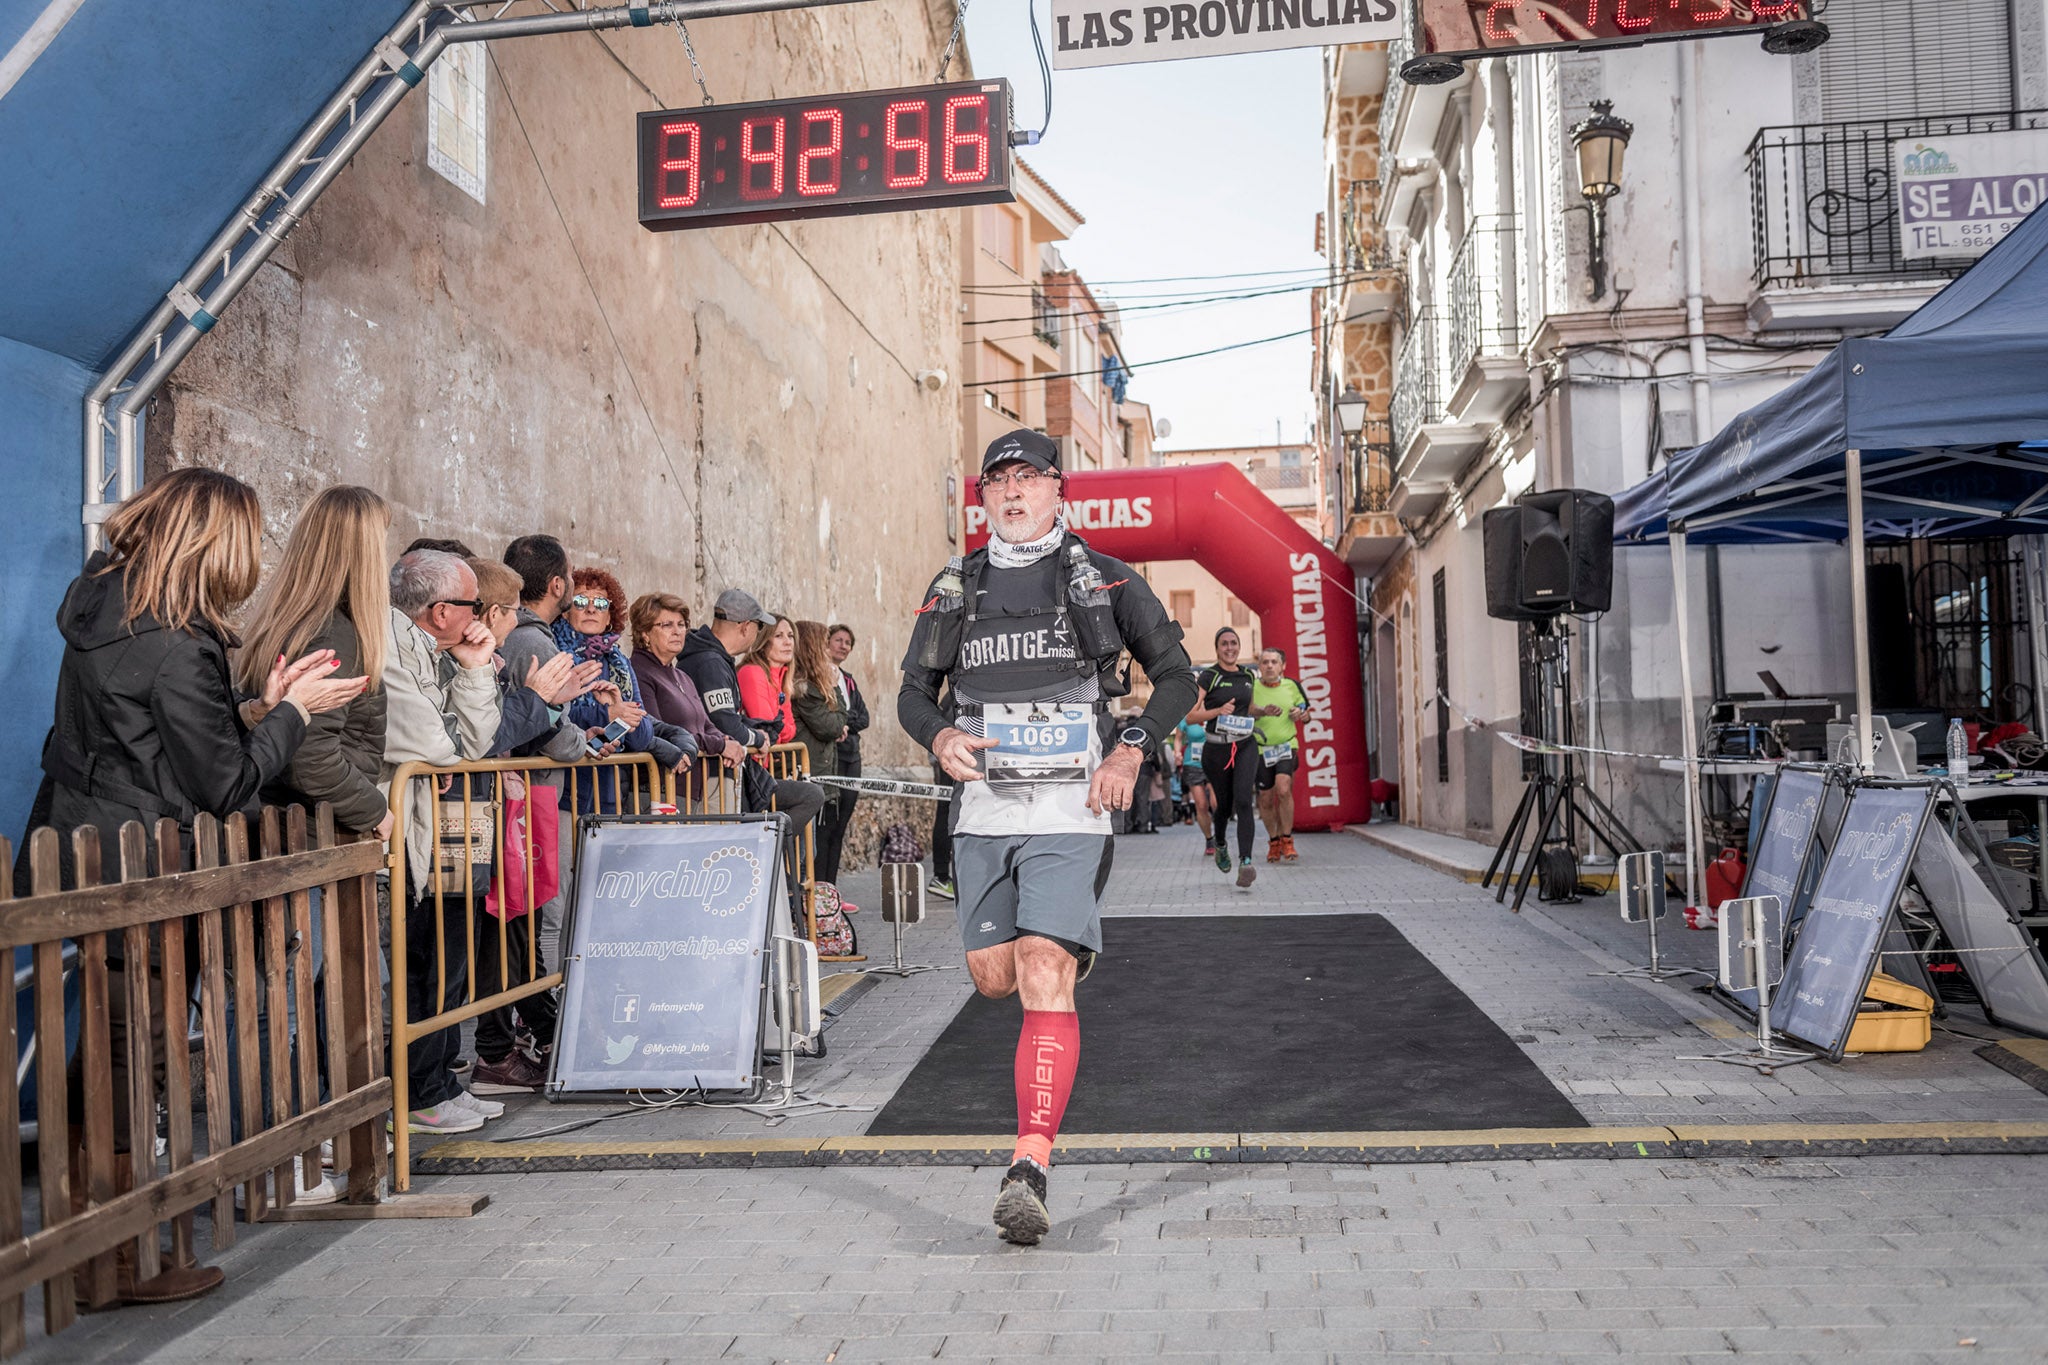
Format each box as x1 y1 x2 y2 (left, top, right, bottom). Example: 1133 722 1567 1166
867 914 1587 1135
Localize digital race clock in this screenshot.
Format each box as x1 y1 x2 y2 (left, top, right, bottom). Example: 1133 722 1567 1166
637 78 1015 231
1409 0 1819 75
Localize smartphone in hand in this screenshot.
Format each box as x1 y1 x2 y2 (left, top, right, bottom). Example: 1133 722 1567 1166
587 717 632 756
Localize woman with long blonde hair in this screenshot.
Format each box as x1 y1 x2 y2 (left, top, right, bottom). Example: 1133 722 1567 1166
236 484 395 840
26 468 365 863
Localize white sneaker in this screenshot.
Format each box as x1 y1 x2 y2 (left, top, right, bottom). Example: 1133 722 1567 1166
236 1165 341 1209
451 1089 504 1119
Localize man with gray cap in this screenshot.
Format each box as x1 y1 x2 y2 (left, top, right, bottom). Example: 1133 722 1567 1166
900 428 1198 1246
680 587 826 912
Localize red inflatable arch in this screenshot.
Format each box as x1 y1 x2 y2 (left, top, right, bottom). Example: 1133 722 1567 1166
966 463 1371 829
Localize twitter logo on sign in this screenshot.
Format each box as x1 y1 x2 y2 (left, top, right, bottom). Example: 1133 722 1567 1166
603 1034 639 1066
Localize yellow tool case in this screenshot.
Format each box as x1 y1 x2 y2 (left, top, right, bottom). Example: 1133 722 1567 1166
1846 971 1935 1053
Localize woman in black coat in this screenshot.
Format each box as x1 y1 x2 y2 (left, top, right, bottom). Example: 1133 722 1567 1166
26 469 365 870
17 468 365 1305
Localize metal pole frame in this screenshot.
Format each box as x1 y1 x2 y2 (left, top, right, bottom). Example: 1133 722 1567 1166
80 0 871 553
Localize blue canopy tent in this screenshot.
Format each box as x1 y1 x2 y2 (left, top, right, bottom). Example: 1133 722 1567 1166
1610 204 2048 900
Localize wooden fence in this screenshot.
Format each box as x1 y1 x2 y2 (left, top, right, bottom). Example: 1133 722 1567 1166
0 802 445 1357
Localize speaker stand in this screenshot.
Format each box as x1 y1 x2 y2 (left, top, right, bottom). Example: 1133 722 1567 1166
1482 617 1658 913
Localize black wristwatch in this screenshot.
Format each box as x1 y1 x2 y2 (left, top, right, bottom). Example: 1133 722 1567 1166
1116 725 1150 756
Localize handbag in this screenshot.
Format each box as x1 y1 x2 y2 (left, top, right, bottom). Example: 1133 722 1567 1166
486 780 561 920
433 789 499 889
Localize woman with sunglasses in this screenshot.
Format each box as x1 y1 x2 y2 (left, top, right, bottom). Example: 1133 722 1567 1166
553 569 693 807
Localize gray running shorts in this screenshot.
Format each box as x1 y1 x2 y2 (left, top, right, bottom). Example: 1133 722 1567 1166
952 833 1113 954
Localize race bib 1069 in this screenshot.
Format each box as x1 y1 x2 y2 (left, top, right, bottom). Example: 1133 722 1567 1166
982 702 1095 783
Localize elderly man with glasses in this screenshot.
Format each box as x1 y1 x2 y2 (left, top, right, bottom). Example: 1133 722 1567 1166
381 548 506 1133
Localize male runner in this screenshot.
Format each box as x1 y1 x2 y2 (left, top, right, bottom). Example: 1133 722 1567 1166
1253 647 1312 862
899 428 1198 1246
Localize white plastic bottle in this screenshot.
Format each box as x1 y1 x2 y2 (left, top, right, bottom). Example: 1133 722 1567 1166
1948 718 1970 787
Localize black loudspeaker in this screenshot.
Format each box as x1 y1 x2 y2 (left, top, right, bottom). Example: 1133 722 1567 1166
1483 489 1615 621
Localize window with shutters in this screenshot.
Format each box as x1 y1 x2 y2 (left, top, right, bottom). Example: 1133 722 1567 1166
1817 0 2013 122
1170 591 1195 630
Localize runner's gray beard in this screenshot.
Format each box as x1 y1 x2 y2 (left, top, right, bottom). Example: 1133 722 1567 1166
992 508 1057 543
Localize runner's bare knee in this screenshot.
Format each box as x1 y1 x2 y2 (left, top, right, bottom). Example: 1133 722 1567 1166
966 942 1019 998
1014 935 1077 1011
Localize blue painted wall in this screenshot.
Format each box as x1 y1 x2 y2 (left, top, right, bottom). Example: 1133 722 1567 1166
0 0 412 844
0 338 88 845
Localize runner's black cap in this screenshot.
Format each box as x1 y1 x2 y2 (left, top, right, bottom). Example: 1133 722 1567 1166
980 428 1060 477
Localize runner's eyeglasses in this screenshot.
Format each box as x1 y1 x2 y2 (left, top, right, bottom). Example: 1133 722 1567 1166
979 469 1057 493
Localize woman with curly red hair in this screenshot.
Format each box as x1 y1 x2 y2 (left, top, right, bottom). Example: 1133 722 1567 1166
553 568 693 800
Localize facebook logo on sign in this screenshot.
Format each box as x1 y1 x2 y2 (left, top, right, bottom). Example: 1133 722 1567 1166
613 995 640 1024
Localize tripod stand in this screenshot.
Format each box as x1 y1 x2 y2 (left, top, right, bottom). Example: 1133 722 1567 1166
1483 616 1653 912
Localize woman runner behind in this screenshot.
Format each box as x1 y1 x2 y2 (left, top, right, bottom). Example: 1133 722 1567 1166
1186 626 1259 887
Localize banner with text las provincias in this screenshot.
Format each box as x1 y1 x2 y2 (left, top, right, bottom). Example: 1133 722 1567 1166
1051 0 1401 69
1894 125 2048 261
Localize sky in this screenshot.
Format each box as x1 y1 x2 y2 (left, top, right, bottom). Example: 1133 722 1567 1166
962 2 1327 453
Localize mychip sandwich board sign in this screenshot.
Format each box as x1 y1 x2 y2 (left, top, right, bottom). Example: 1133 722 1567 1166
549 814 785 1097
1774 781 1936 1060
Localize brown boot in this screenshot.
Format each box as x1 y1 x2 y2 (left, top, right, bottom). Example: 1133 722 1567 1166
71 1149 225 1309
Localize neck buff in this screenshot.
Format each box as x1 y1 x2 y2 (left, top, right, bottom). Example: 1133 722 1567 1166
987 514 1067 569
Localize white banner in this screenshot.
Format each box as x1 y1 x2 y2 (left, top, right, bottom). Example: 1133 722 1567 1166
1050 0 1401 69
1894 126 2048 261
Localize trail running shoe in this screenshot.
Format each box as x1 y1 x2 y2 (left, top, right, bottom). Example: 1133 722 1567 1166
1237 858 1257 889
1202 841 1215 860
1214 843 1232 874
928 879 956 901
993 1159 1051 1246
1266 842 1283 863
1282 836 1300 863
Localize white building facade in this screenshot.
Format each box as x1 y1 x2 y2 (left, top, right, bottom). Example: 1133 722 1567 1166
1324 0 2048 850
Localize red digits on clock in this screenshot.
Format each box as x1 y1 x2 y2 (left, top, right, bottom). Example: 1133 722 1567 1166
739 115 785 201
1689 0 1732 20
797 108 843 197
1582 0 1598 30
1752 0 1798 16
940 94 989 184
1615 0 1651 31
657 120 701 208
1483 0 1518 41
885 99 930 188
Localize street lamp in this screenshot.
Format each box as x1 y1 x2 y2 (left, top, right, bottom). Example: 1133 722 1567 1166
1568 100 1633 303
1335 384 1368 439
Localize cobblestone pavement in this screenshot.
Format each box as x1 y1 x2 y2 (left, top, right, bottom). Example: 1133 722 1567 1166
22 824 2048 1362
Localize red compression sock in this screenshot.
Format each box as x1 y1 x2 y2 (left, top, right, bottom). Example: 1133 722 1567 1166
1013 1009 1080 1170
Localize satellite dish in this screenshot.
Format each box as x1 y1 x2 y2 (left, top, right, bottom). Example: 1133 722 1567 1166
1155 419 1173 440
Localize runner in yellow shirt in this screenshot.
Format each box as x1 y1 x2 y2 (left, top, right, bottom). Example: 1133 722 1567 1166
1252 647 1311 863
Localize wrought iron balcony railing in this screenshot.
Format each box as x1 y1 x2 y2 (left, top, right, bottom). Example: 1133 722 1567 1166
1390 307 1446 457
1375 29 1409 198
1747 109 2048 288
1445 214 1518 379
1031 287 1061 348
1347 418 1395 515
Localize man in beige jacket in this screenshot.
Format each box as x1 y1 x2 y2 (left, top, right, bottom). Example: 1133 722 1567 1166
381 549 502 1134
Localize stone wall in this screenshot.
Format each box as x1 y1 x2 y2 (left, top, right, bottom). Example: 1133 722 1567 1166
147 3 961 773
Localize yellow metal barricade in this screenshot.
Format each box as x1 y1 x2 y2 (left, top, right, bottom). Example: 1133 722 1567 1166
386 751 687 1187
387 743 844 1183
